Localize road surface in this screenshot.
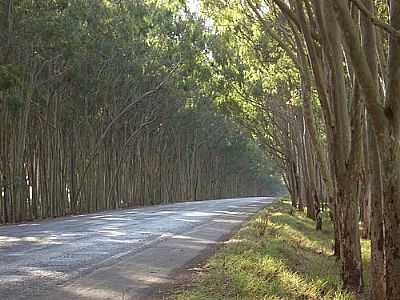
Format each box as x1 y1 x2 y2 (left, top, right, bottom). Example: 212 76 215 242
0 197 274 299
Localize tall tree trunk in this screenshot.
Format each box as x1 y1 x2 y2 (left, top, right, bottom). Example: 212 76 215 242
324 0 363 291
383 2 400 298
369 127 385 298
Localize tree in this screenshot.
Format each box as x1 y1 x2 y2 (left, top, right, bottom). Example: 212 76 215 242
200 0 400 297
0 0 281 224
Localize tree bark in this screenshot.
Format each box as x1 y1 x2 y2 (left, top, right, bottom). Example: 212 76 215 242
382 2 400 298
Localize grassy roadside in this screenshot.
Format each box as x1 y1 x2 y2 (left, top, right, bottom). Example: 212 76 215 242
173 199 370 300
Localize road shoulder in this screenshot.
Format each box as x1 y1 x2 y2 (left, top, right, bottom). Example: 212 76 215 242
172 200 362 300
142 211 252 299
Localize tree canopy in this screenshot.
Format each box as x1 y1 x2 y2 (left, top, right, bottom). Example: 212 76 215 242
0 0 283 226
2 0 400 298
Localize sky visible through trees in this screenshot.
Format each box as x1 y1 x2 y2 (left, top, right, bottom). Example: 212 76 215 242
0 0 283 224
1 0 400 299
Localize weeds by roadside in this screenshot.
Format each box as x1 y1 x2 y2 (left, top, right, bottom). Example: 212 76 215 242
173 199 370 300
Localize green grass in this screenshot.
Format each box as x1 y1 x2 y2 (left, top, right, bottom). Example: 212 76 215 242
173 199 371 300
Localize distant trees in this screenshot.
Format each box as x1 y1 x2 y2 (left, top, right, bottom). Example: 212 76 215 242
0 0 282 224
202 0 400 298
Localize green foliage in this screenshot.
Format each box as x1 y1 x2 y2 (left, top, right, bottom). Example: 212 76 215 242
168 98 283 195
0 0 284 223
198 0 309 174
0 64 22 91
5 95 25 113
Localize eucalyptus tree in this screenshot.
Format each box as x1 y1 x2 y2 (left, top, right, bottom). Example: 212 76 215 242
203 0 325 223
0 0 281 225
199 0 400 297
265 1 399 296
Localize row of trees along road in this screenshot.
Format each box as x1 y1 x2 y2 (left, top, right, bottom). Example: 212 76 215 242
201 0 400 298
0 1 283 224
5 0 400 298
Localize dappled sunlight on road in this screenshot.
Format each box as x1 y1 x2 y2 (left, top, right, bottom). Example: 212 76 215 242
0 197 274 299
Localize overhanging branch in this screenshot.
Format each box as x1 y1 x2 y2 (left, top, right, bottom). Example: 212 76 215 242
350 0 400 39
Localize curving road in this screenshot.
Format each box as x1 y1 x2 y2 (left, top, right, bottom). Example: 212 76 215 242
0 197 274 300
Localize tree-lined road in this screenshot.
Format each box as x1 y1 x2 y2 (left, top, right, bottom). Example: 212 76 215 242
0 197 274 300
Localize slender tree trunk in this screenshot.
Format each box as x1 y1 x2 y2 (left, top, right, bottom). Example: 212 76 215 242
369 127 385 298
383 3 400 298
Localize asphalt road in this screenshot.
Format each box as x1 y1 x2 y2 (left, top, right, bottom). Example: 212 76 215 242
0 197 274 300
